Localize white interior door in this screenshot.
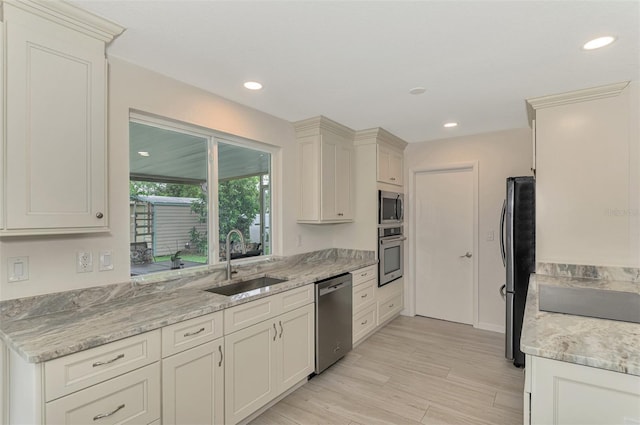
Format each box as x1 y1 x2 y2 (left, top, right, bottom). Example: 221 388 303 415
415 167 474 324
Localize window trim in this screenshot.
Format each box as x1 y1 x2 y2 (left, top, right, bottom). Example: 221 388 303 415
128 112 279 277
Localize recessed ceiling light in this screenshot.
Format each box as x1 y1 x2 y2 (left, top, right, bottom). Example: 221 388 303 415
443 122 458 128
583 36 616 50
409 87 426 95
243 81 263 90
137 151 150 157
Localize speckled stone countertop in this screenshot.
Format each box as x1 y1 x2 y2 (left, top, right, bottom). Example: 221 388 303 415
521 274 640 376
0 249 376 363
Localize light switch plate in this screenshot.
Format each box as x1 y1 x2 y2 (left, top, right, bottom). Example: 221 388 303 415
99 250 114 271
8 257 29 282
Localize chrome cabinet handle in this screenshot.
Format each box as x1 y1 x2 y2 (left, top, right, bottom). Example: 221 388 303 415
360 272 368 277
459 252 472 258
361 320 368 325
390 177 396 181
337 213 344 216
184 327 205 337
279 321 283 339
93 404 125 421
96 212 104 219
499 284 506 300
218 345 223 367
92 353 124 367
273 323 277 341
389 303 394 308
361 293 368 298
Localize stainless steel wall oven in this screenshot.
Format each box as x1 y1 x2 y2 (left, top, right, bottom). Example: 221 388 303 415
378 225 405 287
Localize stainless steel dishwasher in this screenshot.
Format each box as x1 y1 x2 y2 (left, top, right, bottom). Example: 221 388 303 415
315 273 353 374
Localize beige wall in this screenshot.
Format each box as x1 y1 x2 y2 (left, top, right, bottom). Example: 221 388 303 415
405 128 533 332
0 58 334 300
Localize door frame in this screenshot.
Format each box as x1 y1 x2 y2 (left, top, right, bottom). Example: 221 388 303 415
407 161 479 328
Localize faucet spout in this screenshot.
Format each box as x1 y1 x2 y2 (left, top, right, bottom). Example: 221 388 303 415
226 229 246 280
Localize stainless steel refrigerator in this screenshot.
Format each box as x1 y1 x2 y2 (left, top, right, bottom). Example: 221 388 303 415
500 176 535 367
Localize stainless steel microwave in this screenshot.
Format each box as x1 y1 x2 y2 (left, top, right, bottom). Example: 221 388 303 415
379 190 404 225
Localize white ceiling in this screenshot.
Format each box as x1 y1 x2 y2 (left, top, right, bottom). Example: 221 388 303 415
74 0 639 143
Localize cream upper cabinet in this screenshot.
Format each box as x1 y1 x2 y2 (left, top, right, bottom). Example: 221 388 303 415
525 355 640 425
528 81 640 267
377 144 404 186
295 116 355 223
0 0 123 236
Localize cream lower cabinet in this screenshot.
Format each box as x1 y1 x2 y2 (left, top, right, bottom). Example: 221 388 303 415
351 265 378 345
162 339 224 425
525 354 640 425
161 312 225 425
224 303 314 425
377 278 404 326
7 330 161 425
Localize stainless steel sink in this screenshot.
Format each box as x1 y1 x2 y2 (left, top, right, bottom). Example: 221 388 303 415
538 284 640 324
204 277 287 296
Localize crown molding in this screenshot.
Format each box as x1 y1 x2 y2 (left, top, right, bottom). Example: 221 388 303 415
3 0 125 43
526 81 630 127
293 115 355 140
354 127 408 150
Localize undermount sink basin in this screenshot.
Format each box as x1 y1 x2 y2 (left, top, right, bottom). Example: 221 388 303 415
205 277 287 296
538 284 640 324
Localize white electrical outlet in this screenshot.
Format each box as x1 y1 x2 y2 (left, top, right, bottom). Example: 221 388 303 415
99 250 114 271
77 251 93 273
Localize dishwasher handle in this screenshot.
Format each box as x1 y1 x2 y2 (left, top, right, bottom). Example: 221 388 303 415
319 281 350 296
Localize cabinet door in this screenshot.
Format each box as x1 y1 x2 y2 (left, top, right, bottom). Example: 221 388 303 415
224 320 277 424
335 143 354 220
162 340 224 425
530 356 640 425
377 145 403 186
320 137 339 220
276 304 315 392
4 6 107 233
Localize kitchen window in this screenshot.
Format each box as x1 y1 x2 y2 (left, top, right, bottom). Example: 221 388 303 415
129 116 272 276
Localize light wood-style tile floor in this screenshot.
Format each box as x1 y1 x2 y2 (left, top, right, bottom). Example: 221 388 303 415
250 315 525 425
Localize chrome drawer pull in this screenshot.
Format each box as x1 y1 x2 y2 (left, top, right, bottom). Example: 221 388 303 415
92 353 124 367
273 323 277 341
184 327 205 337
93 404 125 421
279 321 284 339
389 303 394 308
361 320 368 325
361 293 368 298
360 272 368 277
218 345 223 367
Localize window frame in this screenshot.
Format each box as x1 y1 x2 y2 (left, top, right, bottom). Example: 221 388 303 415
129 112 278 274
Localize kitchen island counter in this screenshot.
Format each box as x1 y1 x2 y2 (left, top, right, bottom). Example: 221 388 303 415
521 273 640 376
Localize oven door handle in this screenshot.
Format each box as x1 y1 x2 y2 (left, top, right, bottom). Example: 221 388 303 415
380 236 407 244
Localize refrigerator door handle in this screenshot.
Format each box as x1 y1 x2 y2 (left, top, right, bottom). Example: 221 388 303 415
499 199 507 266
499 284 506 300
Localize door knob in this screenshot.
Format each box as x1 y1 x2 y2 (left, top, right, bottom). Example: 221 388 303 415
460 252 472 258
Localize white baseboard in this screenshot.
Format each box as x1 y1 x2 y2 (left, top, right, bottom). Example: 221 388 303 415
476 322 505 334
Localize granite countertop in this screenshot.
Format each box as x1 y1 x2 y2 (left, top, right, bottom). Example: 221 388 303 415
521 274 640 376
0 250 376 363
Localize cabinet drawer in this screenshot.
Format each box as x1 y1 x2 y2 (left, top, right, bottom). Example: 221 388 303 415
224 296 277 334
377 293 403 326
46 363 160 425
45 330 160 401
351 266 377 287
353 304 377 344
279 285 314 314
161 311 223 358
353 280 376 313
